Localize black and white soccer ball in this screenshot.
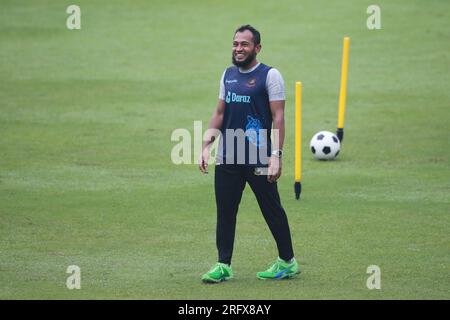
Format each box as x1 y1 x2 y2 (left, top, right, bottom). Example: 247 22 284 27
310 131 341 160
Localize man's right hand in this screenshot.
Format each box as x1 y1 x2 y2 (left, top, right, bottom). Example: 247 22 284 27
198 147 210 174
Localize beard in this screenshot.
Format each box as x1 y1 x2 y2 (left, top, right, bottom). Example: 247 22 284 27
232 50 257 68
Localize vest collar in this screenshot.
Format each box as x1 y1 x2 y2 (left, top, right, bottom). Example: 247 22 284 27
238 62 261 74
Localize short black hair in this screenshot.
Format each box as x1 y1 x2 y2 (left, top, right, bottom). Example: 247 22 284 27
234 24 261 45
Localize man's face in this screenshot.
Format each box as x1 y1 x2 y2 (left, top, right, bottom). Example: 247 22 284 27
232 30 261 68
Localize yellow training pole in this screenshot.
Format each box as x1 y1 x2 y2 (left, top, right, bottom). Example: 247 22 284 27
294 81 302 200
337 36 350 142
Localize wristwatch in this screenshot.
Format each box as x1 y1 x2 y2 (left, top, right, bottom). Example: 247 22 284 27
271 149 283 158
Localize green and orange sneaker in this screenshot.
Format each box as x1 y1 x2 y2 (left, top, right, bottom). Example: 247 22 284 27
256 257 300 280
201 262 233 283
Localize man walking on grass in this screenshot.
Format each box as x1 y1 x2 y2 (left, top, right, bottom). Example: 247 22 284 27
198 25 299 283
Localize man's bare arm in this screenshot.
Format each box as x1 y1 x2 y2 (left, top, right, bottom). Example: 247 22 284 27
268 100 285 182
199 99 225 173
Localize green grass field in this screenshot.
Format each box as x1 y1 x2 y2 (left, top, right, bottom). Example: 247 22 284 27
1 0 449 299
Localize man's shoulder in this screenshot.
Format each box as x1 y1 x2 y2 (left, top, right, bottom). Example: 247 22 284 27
224 65 238 72
221 66 238 82
267 67 282 77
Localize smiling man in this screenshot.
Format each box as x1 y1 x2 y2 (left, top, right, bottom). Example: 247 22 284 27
199 25 299 283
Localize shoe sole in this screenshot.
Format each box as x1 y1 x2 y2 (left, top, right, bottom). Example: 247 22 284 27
202 276 232 284
256 271 300 280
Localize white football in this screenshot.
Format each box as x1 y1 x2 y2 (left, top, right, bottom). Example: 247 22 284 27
310 131 341 160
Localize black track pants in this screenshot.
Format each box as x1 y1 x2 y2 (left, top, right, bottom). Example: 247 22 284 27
214 164 294 265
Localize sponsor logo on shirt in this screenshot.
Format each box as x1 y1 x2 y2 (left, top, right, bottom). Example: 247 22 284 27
225 91 251 104
225 79 238 84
